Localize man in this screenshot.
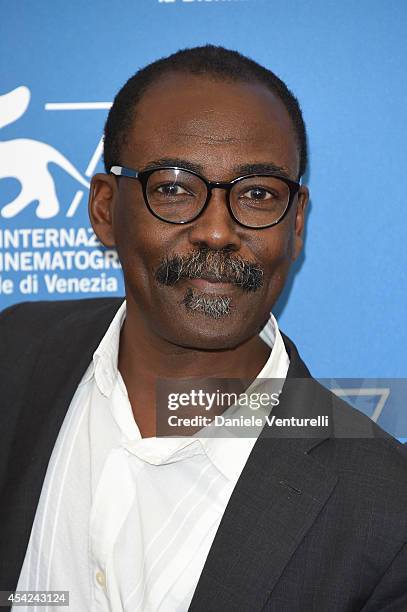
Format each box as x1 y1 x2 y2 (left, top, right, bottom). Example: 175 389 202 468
1 45 407 612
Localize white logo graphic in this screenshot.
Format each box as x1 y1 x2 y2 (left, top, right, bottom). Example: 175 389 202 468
331 386 390 422
0 86 110 219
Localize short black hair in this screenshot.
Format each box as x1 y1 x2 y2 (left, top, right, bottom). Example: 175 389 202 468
104 45 307 178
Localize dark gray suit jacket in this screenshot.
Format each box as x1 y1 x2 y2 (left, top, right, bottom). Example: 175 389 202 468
1 298 407 611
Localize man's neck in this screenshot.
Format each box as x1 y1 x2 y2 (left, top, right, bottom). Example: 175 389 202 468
117 305 271 438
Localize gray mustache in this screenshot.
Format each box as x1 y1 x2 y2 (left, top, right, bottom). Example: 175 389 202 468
155 248 264 292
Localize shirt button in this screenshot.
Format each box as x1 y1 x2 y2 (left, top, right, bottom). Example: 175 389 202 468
96 570 106 587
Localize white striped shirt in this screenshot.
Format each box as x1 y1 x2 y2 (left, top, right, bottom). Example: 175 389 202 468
14 300 289 612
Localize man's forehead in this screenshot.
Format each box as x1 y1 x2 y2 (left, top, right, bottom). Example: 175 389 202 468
135 73 293 131
123 73 300 178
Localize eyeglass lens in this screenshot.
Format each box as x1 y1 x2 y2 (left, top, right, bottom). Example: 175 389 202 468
146 169 290 227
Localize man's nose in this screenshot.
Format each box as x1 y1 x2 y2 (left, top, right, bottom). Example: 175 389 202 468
187 188 242 251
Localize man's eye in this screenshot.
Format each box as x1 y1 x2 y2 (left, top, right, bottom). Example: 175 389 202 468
242 187 273 201
157 184 189 196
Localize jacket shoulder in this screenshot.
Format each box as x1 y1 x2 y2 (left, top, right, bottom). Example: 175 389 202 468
313 389 407 503
0 297 123 341
312 379 407 482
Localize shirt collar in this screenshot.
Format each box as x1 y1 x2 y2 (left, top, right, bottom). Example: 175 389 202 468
80 299 126 396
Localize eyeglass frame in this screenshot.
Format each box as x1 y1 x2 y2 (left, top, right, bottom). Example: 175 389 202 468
109 164 301 229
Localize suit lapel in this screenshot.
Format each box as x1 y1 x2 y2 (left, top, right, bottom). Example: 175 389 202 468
188 336 338 611
0 298 123 591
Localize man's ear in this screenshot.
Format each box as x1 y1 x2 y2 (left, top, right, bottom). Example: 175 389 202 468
88 173 118 247
292 185 309 261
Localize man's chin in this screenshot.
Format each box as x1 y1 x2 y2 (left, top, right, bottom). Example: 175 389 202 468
157 307 254 351
181 287 232 320
169 327 245 351
150 283 267 350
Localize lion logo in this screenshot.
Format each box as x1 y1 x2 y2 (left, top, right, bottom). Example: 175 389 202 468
0 86 90 219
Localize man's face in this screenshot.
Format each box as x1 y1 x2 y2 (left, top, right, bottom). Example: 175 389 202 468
90 73 308 350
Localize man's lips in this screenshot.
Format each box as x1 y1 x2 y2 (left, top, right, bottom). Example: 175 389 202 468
184 277 238 294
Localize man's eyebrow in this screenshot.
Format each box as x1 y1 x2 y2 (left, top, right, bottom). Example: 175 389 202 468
143 158 203 174
143 158 293 180
234 163 292 180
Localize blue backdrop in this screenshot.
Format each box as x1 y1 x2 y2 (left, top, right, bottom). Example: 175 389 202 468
1 0 406 436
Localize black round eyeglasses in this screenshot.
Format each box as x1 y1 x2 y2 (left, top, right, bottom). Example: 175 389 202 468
110 165 300 229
